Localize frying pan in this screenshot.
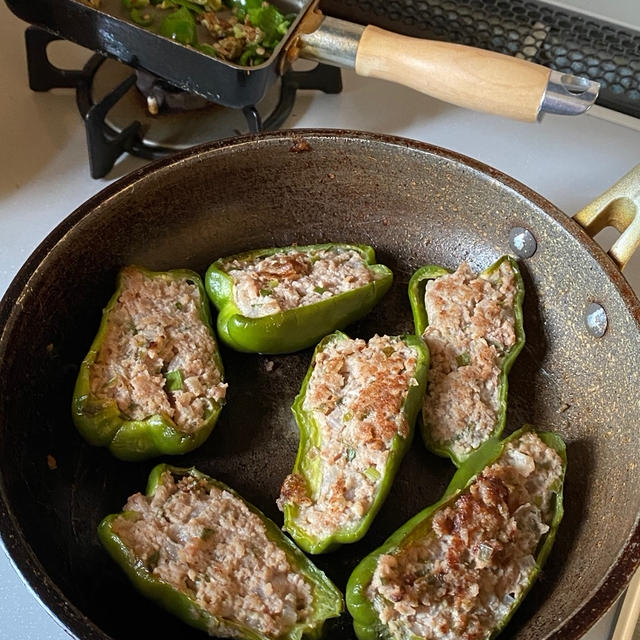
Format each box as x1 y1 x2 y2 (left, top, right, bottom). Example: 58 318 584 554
5 0 599 119
0 130 639 640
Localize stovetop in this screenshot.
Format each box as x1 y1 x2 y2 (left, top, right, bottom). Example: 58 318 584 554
1 1 639 639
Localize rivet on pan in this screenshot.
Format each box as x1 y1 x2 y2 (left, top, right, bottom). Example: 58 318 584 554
509 227 537 258
584 302 608 338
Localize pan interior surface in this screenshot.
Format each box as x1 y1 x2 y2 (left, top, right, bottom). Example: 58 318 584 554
0 131 638 640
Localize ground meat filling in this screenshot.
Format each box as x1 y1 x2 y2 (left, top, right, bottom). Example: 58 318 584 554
368 432 563 640
112 472 313 638
200 12 265 61
222 247 382 318
422 261 517 457
278 335 420 538
89 267 227 433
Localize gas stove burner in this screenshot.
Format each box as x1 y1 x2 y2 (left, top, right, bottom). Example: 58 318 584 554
85 55 288 151
78 55 341 177
134 69 212 115
23 26 342 178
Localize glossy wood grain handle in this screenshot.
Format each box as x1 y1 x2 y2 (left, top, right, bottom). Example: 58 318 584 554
355 26 550 122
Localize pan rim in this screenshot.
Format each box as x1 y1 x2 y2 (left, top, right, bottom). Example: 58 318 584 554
0 128 638 640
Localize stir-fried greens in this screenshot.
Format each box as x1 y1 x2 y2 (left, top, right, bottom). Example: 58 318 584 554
87 0 293 66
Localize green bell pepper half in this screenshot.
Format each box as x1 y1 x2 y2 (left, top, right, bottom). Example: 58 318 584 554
408 255 526 466
98 464 344 640
205 243 393 354
282 331 430 554
346 426 566 640
72 266 225 461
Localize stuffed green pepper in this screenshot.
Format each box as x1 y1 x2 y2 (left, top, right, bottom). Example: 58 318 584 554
72 266 227 461
99 464 344 640
278 331 430 554
347 426 566 640
408 256 525 466
205 243 393 354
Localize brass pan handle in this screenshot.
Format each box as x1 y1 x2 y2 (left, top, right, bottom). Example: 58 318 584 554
610 568 640 640
573 164 640 271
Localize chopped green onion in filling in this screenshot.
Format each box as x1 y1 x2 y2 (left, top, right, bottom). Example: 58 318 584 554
456 352 471 367
164 369 184 392
364 467 381 482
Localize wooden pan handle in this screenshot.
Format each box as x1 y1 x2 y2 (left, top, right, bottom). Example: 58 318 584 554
355 26 550 122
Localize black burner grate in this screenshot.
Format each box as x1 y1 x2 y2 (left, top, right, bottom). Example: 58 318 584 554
321 0 640 119
24 26 342 178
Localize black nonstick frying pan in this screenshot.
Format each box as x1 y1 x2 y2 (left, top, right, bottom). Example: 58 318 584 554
6 0 599 119
0 130 638 640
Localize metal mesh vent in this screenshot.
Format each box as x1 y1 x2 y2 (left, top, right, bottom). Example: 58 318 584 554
320 0 640 118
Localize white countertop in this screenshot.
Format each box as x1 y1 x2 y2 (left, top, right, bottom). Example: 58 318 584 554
1 1 639 638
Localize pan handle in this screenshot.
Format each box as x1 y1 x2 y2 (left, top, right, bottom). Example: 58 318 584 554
573 164 640 271
610 568 640 640
297 17 599 122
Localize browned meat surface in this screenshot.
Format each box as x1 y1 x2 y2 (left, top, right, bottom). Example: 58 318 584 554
368 432 563 640
90 267 226 433
112 471 313 638
422 261 517 457
278 335 419 538
222 247 382 318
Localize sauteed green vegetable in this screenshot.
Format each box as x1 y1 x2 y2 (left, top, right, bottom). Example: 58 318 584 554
84 0 293 66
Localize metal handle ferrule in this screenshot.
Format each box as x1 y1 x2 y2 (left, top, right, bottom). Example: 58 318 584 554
539 70 600 117
298 16 364 68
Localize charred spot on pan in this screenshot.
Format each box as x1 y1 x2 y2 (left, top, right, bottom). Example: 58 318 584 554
290 138 312 153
